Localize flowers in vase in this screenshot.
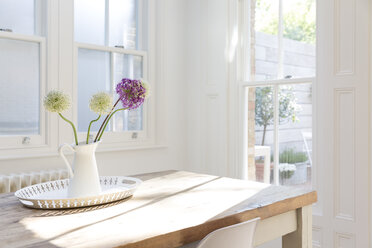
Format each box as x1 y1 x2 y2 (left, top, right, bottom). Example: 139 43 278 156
43 90 78 145
44 78 149 146
116 78 148 109
89 92 113 115
85 92 113 144
44 90 71 113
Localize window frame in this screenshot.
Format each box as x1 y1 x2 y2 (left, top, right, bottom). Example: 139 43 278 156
0 12 47 151
73 42 150 146
0 0 157 159
238 0 316 185
72 0 153 148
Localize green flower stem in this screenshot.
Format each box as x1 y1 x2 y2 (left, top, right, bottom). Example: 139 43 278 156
58 113 78 146
86 115 101 144
97 108 127 141
94 98 121 142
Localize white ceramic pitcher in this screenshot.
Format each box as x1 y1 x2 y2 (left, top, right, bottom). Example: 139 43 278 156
58 142 102 198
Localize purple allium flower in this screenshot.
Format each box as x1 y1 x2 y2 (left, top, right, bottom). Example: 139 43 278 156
115 78 147 110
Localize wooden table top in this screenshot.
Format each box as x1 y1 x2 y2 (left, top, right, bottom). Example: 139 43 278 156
0 170 317 248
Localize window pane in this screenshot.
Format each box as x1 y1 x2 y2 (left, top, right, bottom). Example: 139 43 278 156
74 0 138 48
109 0 137 49
0 38 40 135
113 53 143 79
251 86 274 183
78 49 111 133
282 0 315 79
74 0 105 45
113 106 143 131
278 83 312 188
254 0 279 80
113 53 143 131
249 83 313 187
252 0 316 80
0 0 35 35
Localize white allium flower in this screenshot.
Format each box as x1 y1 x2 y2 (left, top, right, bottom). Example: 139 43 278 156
44 90 71 113
140 79 150 98
89 92 112 115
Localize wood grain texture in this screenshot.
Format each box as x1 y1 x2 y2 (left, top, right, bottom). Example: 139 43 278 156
0 170 317 248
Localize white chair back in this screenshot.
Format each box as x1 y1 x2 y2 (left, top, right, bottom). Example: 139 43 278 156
196 218 260 248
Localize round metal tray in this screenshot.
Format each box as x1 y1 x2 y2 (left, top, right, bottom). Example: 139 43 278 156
14 176 142 209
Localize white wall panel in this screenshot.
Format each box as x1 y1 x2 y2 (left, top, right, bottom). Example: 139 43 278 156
334 89 355 221
334 0 355 75
335 232 355 248
316 0 370 247
312 226 323 248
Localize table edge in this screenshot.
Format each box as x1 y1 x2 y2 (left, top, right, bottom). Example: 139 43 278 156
117 190 317 248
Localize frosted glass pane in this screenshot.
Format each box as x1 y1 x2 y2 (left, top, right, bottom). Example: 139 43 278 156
0 0 35 35
74 0 105 45
0 38 40 135
114 106 143 131
113 53 143 80
78 49 111 133
113 53 143 131
109 0 137 49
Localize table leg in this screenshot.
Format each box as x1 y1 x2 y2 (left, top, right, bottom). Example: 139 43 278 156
282 205 312 248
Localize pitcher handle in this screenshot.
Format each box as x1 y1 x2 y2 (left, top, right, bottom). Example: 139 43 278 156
58 143 75 178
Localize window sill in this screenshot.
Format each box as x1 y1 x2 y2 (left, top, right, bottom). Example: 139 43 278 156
0 144 168 161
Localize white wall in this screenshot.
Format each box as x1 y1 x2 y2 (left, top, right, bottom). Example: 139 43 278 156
185 0 229 177
0 0 187 177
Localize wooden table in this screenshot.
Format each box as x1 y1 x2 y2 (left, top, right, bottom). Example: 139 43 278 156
0 170 317 248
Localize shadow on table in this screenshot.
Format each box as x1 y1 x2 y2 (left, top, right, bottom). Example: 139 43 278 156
11 171 222 247
0 170 188 247
0 193 61 247
4 170 290 247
